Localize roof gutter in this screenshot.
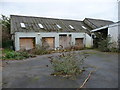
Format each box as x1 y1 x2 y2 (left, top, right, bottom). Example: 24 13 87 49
90 25 109 32
91 21 120 33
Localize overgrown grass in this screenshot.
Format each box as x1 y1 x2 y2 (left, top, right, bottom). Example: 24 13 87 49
1 44 52 60
29 45 51 55
1 49 35 60
109 48 120 53
0 50 2 55
63 45 85 51
0 50 2 59
80 51 97 55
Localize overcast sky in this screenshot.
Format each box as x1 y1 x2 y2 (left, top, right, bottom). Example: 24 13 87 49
0 0 119 22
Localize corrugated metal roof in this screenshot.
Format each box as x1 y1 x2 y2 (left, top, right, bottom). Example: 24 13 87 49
83 18 113 29
10 15 113 34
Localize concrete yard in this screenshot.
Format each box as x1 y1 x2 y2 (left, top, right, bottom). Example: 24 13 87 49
2 50 118 88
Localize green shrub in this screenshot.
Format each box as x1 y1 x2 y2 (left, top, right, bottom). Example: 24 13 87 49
60 45 84 52
98 40 110 52
109 48 120 52
2 48 13 53
19 52 31 58
2 49 33 60
31 45 49 55
98 36 112 52
71 45 84 50
2 40 14 49
5 51 18 58
98 36 119 52
50 52 87 76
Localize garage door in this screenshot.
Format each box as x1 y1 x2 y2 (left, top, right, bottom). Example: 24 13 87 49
59 34 71 49
42 37 55 49
20 38 35 50
75 38 84 48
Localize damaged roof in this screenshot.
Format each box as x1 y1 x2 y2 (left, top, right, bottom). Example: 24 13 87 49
10 15 114 34
83 18 113 29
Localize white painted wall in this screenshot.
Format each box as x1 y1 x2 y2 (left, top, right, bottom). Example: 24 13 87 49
14 32 93 51
108 23 119 48
85 33 93 48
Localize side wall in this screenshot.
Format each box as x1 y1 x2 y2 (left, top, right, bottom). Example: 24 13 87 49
85 33 93 48
108 23 119 48
14 32 93 51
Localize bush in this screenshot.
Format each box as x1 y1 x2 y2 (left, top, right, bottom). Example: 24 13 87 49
2 40 14 49
5 51 19 58
62 45 84 52
71 45 84 50
31 45 49 55
98 39 110 52
98 36 112 52
49 52 87 76
98 36 119 52
109 48 120 52
2 49 33 60
19 52 32 58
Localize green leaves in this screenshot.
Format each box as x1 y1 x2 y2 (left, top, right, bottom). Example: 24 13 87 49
0 15 10 29
31 44 49 55
98 35 116 52
2 49 33 60
50 52 85 76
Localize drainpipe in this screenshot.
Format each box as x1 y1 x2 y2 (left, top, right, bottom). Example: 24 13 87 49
91 33 94 47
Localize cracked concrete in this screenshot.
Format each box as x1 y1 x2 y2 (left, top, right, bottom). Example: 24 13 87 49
2 50 118 88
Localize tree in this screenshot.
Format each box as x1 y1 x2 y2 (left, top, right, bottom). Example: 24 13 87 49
0 15 10 34
0 15 11 39
0 15 10 33
0 15 12 49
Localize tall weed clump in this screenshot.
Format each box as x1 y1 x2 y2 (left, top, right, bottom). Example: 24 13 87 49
49 52 88 77
98 36 119 52
31 45 50 55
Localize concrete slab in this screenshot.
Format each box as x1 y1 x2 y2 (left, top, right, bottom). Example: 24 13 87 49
2 50 119 88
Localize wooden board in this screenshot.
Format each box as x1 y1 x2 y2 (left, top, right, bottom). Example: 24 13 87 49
42 37 55 49
59 35 71 49
75 38 84 48
20 38 35 50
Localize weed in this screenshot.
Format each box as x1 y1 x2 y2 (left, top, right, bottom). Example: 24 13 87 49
30 45 50 55
30 76 40 82
2 49 34 60
98 36 119 52
49 52 88 78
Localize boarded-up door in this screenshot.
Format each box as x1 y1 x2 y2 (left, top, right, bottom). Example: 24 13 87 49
59 34 71 49
75 38 84 48
20 38 35 50
42 37 55 49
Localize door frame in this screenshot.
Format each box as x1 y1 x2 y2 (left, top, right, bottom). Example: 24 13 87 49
19 37 36 50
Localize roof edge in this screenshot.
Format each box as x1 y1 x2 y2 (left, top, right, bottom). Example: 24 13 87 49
10 14 82 22
84 18 114 23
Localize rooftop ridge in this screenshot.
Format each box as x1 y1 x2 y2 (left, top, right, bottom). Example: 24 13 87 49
10 15 82 22
85 18 113 22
